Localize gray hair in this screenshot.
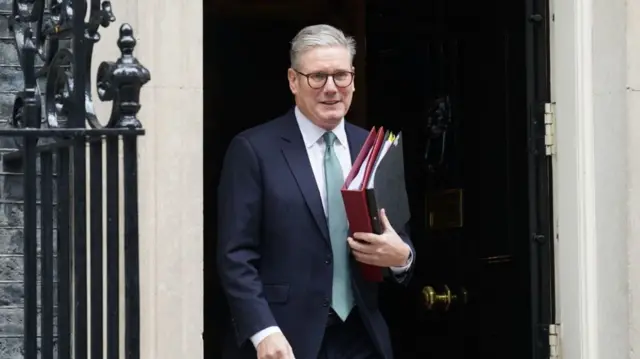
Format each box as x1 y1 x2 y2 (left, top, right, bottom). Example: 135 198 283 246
290 24 356 69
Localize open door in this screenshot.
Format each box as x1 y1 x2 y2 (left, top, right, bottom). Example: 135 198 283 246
525 0 556 356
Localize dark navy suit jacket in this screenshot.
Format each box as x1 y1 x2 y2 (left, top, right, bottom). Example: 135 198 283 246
216 109 414 359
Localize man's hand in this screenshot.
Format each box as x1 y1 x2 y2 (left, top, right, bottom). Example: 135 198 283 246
256 332 295 359
348 208 411 267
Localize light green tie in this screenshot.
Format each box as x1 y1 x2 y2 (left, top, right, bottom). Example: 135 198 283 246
323 131 354 321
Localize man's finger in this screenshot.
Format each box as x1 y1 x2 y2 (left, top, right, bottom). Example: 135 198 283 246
348 237 377 254
380 208 395 234
347 237 369 252
352 232 381 243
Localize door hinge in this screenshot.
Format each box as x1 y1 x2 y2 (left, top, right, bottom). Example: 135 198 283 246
544 102 556 156
549 323 560 358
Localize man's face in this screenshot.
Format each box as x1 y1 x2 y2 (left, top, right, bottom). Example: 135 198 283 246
288 46 355 130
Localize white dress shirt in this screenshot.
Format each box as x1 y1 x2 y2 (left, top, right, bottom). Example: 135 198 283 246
250 107 413 348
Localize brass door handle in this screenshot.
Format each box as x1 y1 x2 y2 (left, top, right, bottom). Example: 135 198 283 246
421 285 468 311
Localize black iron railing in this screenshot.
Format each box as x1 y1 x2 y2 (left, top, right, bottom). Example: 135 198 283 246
5 0 150 358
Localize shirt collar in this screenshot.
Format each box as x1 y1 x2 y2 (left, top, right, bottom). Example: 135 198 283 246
294 106 348 148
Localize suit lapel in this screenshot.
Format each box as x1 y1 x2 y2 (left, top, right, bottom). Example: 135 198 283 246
280 113 331 244
345 122 365 165
279 111 368 246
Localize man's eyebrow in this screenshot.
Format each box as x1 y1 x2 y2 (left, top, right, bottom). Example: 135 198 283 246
309 69 351 73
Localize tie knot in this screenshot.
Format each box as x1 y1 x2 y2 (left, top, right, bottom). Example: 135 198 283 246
323 132 337 147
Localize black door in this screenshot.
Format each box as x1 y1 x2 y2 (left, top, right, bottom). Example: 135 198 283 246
366 0 554 358
204 0 555 357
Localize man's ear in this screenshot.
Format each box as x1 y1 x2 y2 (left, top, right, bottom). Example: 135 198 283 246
288 68 298 94
352 66 356 92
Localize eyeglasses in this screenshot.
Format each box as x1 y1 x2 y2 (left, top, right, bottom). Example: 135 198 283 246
293 69 355 89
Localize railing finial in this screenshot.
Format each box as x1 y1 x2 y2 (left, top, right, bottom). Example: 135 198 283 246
96 23 151 129
117 23 136 55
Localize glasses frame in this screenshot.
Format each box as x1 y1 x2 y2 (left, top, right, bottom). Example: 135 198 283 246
293 69 355 89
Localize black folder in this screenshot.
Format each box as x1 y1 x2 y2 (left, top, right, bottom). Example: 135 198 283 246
341 128 411 281
364 131 410 234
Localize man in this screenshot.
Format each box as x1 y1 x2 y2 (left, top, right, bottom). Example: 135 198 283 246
217 24 415 359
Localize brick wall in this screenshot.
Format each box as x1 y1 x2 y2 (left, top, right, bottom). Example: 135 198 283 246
1 0 35 357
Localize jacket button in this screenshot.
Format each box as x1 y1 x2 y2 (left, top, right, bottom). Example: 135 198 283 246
323 299 330 307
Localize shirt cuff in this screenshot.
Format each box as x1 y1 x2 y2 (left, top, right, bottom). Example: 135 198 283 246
389 248 413 274
250 326 282 348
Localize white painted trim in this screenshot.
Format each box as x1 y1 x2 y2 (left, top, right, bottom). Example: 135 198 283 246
573 0 600 356
550 0 599 357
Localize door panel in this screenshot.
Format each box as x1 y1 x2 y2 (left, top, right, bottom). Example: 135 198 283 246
366 0 542 358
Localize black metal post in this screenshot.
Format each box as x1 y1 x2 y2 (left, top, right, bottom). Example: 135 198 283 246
22 127 37 359
56 147 72 359
106 136 120 359
123 135 140 359
40 151 55 359
72 140 88 358
71 0 89 356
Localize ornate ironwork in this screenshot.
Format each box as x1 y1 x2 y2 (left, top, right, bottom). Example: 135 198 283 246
96 24 151 128
5 1 150 359
8 0 150 143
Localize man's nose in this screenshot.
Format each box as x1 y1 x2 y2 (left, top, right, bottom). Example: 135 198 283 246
323 77 338 92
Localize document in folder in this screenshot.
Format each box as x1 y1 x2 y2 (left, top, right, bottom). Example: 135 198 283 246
341 127 411 282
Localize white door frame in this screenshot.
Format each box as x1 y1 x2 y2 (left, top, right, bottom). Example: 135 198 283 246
550 0 631 357
550 0 597 356
550 0 598 353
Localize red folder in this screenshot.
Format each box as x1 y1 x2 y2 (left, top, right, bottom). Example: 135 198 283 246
342 127 387 282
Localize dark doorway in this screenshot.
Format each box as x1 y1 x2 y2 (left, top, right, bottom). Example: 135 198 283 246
203 0 554 358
